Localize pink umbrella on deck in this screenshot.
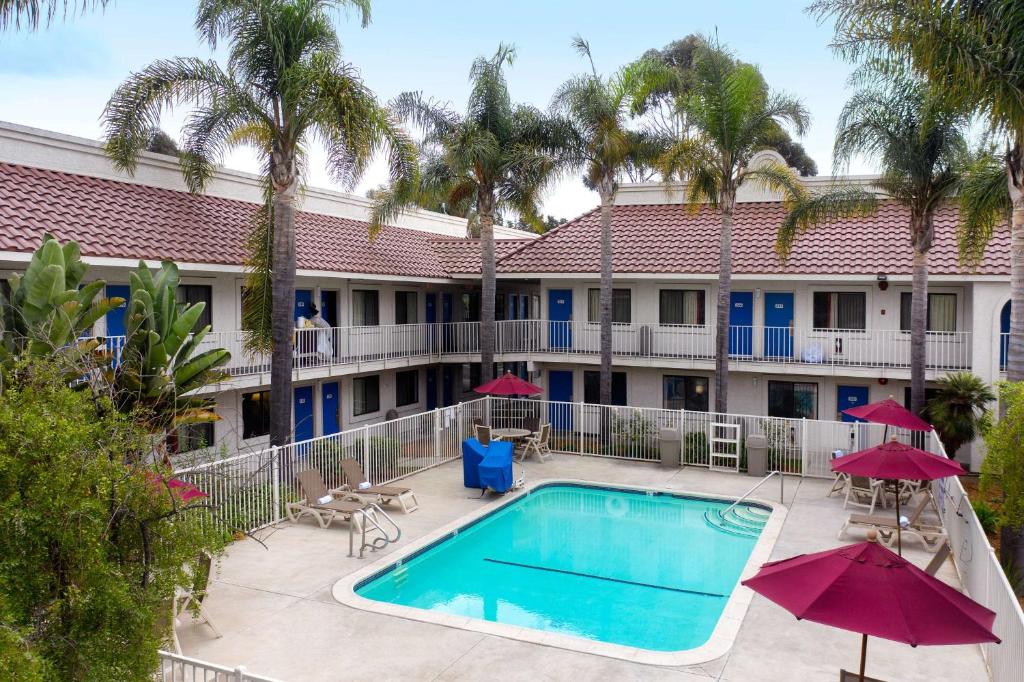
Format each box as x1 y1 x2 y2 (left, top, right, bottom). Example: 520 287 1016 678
833 437 963 555
742 534 999 682
474 371 543 396
842 398 933 433
145 471 209 503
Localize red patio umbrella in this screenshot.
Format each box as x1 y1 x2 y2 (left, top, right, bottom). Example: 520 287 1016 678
145 471 209 503
474 371 543 397
833 437 963 554
842 397 933 433
742 534 999 682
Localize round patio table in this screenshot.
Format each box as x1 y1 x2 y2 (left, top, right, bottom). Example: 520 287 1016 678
491 428 531 440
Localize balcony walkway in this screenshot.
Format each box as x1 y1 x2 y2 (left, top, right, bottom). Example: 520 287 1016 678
177 456 986 682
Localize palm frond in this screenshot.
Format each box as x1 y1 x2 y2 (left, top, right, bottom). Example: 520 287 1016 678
0 0 110 30
958 151 1012 268
776 185 878 260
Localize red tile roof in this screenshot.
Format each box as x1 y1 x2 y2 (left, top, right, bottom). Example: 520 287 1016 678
431 237 534 274
496 202 1010 276
0 162 455 279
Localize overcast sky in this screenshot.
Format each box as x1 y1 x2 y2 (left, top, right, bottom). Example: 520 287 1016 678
0 0 867 221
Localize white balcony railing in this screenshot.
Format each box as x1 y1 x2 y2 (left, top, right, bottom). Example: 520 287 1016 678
89 319 973 381
491 320 972 372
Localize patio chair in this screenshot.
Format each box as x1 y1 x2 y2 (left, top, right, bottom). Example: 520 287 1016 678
520 423 552 463
840 671 885 682
843 475 885 514
827 450 849 498
338 457 419 513
286 468 376 529
522 416 540 434
173 551 221 643
475 423 493 445
838 490 947 552
925 541 952 576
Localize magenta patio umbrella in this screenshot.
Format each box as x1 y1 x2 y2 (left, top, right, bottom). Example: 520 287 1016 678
474 371 543 397
833 437 964 554
842 398 933 433
742 534 999 682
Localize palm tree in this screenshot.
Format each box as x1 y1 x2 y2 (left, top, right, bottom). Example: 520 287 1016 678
549 37 662 405
777 80 970 415
633 40 810 413
811 0 1024 381
0 0 109 29
924 372 995 459
392 44 557 385
103 0 418 448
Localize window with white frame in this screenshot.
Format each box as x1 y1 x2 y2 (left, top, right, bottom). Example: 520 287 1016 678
394 291 418 324
768 381 818 420
241 390 271 439
353 376 380 416
663 375 709 411
899 293 956 332
659 290 705 326
587 288 631 323
813 291 866 330
176 284 213 329
352 290 380 326
395 370 419 407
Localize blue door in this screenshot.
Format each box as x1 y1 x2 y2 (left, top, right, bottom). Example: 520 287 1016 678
838 385 870 422
442 366 454 406
509 294 518 320
105 284 131 337
294 289 313 322
548 370 574 431
321 382 340 435
1001 302 1011 370
729 291 753 356
425 293 437 323
548 289 573 349
426 368 438 410
763 292 794 358
319 290 338 326
293 385 314 443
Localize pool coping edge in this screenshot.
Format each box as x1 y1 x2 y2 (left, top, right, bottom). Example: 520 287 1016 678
331 477 787 668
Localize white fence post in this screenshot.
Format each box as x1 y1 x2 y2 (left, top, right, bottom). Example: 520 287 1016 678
270 446 280 523
578 400 584 454
235 665 247 682
433 406 442 463
800 417 808 476
457 401 464 442
362 426 372 483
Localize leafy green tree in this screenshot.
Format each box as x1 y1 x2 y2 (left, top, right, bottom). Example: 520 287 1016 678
633 38 810 412
550 36 662 404
982 381 1024 592
0 0 109 30
0 235 121 371
143 128 181 157
0 360 226 679
777 80 971 414
103 0 418 448
812 0 1024 381
392 45 558 383
635 35 818 176
924 371 995 459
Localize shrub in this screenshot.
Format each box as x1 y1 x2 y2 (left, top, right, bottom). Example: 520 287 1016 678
972 500 999 536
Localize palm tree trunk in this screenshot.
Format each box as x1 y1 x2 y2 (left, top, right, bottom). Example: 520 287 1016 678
1007 141 1024 383
269 158 297 449
479 194 496 384
910 221 929 416
715 192 735 414
598 181 614 406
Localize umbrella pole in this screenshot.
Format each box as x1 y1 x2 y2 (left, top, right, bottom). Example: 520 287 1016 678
859 633 868 682
895 482 902 556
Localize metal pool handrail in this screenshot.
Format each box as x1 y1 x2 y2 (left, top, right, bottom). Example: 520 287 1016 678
720 470 784 519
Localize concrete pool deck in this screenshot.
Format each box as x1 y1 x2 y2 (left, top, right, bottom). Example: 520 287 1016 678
178 455 989 681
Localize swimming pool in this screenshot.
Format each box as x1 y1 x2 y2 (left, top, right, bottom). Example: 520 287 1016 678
335 481 783 665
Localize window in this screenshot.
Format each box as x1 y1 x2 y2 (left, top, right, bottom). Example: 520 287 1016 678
767 381 818 420
902 387 942 409
461 363 482 393
352 290 380 326
353 376 380 416
395 370 419 407
461 292 480 322
813 291 866 330
177 284 212 329
663 375 709 411
395 291 418 324
496 292 506 321
174 422 215 452
659 290 705 326
900 293 957 332
583 370 627 405
241 390 271 439
587 288 631 323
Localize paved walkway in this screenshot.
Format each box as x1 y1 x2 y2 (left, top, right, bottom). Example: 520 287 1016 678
179 456 988 681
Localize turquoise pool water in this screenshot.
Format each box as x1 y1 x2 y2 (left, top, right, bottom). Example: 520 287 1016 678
356 484 764 652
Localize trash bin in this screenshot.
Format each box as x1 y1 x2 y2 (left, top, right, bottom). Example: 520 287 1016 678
746 434 768 477
659 428 681 469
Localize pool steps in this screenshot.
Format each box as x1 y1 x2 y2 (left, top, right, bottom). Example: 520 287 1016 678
703 504 770 539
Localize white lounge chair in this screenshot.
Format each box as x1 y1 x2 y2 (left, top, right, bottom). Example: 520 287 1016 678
520 423 552 462
286 468 376 529
839 490 947 552
339 457 419 513
172 552 221 647
843 475 885 514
